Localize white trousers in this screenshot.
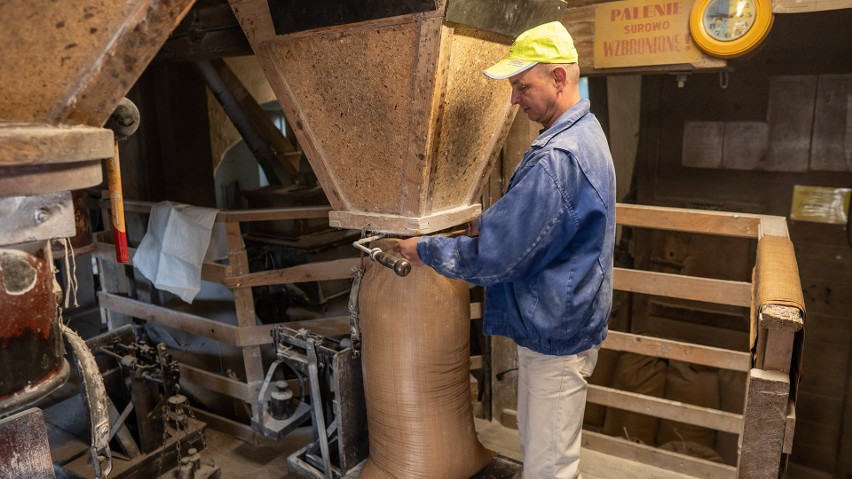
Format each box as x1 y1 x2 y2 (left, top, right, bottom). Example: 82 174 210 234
516 345 599 479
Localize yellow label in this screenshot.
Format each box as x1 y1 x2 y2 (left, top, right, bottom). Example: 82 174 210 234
594 0 703 68
790 186 851 225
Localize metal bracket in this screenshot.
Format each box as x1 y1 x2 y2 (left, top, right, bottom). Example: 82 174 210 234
348 269 364 358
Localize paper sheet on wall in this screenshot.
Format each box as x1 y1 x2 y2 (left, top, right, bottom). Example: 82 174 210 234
132 201 220 304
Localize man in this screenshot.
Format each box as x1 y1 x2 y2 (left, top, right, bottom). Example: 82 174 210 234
395 21 615 479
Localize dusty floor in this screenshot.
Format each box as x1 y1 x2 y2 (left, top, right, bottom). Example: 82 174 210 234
203 426 313 479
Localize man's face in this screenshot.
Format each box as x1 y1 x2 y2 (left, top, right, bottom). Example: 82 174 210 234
509 65 560 128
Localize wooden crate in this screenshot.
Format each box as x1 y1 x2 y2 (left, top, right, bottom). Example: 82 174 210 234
478 204 803 478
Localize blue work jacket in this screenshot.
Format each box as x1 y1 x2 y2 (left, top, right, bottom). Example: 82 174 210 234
417 99 616 356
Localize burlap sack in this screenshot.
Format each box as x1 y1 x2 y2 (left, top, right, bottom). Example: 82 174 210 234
603 352 667 445
358 240 493 478
656 360 720 448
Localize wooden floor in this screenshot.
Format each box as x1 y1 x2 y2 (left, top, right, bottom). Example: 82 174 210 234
474 419 736 479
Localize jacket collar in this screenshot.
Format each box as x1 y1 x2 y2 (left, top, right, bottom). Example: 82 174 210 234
531 98 591 148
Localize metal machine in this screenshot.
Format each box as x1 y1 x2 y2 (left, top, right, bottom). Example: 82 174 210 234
254 326 368 479
48 326 220 479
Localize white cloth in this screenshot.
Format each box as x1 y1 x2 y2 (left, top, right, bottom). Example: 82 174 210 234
516 345 599 479
132 201 219 304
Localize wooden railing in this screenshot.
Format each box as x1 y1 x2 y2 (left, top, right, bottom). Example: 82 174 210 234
593 204 800 478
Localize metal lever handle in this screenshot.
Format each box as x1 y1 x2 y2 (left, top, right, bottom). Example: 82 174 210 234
371 250 411 277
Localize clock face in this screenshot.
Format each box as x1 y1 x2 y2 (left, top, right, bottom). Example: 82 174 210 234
702 0 757 42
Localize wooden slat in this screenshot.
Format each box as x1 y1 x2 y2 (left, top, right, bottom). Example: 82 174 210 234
179 363 258 402
98 291 350 347
582 430 737 479
603 331 751 372
98 292 239 344
234 316 351 347
224 257 360 288
474 418 737 479
614 268 753 307
328 204 482 235
216 205 331 223
616 204 762 238
587 385 743 434
94 241 230 284
117 200 332 223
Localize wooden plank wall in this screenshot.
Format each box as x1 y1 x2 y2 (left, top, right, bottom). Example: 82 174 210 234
633 10 852 478
120 62 217 207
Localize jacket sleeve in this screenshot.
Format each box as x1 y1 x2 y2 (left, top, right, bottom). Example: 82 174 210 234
417 159 579 286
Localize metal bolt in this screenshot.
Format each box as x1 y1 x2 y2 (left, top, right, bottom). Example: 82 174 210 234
34 208 50 224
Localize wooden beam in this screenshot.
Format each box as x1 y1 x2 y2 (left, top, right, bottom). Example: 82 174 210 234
738 369 790 479
98 292 240 345
761 329 796 374
328 204 482 235
217 205 331 223
223 257 360 288
603 331 751 372
209 58 300 179
179 363 259 403
616 204 762 238
93 241 229 284
582 430 737 479
234 316 351 347
587 385 743 434
614 268 753 307
118 200 332 223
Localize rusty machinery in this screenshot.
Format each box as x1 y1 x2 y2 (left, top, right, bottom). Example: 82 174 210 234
44 326 221 479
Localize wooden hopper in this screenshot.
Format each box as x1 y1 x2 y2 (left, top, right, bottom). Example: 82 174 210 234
0 0 196 195
0 0 195 412
229 0 520 235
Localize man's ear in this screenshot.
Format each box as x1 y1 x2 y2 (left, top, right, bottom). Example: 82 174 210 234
551 66 568 89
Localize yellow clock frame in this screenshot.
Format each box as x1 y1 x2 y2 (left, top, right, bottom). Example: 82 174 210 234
689 0 775 58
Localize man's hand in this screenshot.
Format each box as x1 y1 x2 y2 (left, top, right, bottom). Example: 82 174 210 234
394 237 425 266
465 220 480 237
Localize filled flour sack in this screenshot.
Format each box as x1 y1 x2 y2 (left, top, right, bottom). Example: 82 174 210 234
358 239 493 478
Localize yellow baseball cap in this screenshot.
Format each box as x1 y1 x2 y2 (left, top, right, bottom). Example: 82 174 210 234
483 21 579 80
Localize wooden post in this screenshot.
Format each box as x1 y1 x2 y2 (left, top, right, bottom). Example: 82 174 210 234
224 221 265 419
738 368 790 478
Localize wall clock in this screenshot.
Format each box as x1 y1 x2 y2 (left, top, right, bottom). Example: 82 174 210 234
689 0 774 58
